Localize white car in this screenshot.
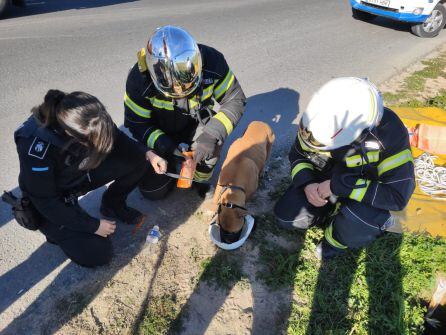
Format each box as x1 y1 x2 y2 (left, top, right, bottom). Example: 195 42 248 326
350 0 446 37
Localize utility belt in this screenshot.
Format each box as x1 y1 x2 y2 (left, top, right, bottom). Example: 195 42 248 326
2 191 42 231
1 187 86 230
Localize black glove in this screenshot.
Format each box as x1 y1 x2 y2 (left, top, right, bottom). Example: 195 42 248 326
155 134 177 157
193 132 217 163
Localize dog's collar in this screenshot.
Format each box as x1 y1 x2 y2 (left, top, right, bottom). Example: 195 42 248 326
217 183 246 194
216 183 247 211
219 202 247 211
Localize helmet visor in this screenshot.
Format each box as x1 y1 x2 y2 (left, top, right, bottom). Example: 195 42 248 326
299 121 325 149
147 45 202 98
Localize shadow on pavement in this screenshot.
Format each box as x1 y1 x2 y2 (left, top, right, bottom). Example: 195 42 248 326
2 0 138 19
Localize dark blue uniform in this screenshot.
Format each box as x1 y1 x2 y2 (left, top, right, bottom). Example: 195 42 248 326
15 117 147 267
124 44 246 199
274 108 415 250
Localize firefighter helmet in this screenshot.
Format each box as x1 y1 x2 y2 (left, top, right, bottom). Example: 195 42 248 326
299 77 383 151
146 26 202 99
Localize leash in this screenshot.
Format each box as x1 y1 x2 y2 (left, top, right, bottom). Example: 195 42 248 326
163 172 210 184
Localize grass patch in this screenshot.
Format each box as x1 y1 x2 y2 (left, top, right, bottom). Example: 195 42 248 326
405 57 446 91
422 89 446 109
55 290 91 320
268 176 290 201
253 228 446 335
252 212 298 243
382 52 446 107
188 246 201 263
138 293 183 335
199 252 245 289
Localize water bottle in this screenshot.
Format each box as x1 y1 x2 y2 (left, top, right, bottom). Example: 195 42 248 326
146 225 160 244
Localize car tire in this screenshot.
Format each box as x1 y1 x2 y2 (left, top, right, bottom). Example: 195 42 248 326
352 7 377 21
0 0 10 18
411 3 446 38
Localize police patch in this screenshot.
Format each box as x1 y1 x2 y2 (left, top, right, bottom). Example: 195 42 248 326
28 137 49 159
203 78 214 85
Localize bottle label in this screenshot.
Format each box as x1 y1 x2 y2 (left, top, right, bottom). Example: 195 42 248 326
149 230 160 238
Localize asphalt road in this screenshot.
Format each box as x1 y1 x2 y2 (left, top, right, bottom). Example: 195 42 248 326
1 0 446 332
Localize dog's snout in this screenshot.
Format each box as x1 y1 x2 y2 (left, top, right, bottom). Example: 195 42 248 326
220 228 243 244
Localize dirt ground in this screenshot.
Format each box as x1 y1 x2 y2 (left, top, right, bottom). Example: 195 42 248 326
53 154 294 335
6 46 445 335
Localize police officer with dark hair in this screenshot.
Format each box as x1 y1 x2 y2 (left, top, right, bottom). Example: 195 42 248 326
15 89 166 267
124 25 246 199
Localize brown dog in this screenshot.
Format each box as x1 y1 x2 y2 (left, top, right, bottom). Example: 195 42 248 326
213 121 275 243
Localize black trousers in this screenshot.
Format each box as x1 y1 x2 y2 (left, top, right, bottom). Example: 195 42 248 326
139 122 221 200
274 186 392 249
39 133 147 267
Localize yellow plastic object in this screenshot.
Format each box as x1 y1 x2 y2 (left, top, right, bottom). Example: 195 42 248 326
177 151 196 189
137 48 148 73
391 107 446 238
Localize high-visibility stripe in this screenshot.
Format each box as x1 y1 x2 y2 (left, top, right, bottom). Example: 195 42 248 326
291 162 314 179
377 149 413 176
201 84 215 100
194 170 213 181
187 84 216 109
189 98 199 109
213 112 233 135
124 93 152 118
345 151 380 168
296 132 331 157
146 97 174 111
325 224 347 249
213 70 235 100
147 129 165 149
349 179 371 202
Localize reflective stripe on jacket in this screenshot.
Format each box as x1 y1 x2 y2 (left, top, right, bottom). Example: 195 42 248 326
289 108 415 211
124 44 246 155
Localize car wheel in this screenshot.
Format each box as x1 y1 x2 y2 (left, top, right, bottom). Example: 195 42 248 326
411 3 446 37
352 7 377 21
0 0 10 18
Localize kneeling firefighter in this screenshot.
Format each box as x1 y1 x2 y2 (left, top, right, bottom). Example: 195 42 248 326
13 90 165 267
124 25 246 199
274 77 415 259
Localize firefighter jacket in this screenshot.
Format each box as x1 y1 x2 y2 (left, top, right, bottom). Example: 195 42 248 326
124 44 246 155
14 117 135 233
288 108 415 211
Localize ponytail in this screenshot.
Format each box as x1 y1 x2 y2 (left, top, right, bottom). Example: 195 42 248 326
32 89 66 127
31 89 115 170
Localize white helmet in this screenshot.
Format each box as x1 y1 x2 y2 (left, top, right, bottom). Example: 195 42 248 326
299 77 383 151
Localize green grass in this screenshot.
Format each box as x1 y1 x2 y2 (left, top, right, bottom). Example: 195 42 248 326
138 293 183 335
382 52 446 107
199 252 245 289
254 222 446 335
405 57 446 91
